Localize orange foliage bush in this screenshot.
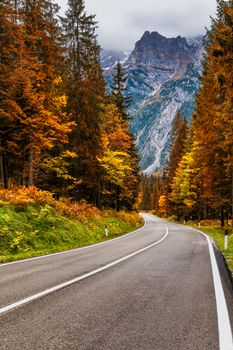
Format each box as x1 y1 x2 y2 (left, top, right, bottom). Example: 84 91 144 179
53 198 100 221
0 187 54 207
0 187 100 221
117 210 142 225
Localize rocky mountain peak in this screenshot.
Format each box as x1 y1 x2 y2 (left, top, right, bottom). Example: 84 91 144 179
100 32 204 174
140 30 166 42
137 31 191 49
129 31 195 66
123 31 199 111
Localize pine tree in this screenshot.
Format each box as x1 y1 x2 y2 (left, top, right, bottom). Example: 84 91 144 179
111 61 132 121
109 61 140 210
167 112 188 193
62 0 106 205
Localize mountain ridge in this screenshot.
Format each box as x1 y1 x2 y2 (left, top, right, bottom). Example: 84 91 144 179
101 31 203 173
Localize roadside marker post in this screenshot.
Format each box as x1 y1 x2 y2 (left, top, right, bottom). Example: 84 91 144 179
105 224 108 237
224 228 229 250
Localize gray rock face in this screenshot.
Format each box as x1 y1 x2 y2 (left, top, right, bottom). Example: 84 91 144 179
101 31 204 174
100 49 130 94
100 49 130 69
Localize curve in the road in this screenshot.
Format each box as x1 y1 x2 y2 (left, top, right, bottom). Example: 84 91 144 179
0 214 232 350
0 223 168 315
0 220 147 268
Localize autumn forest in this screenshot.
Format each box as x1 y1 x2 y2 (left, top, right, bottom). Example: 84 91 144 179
0 0 139 211
0 0 233 225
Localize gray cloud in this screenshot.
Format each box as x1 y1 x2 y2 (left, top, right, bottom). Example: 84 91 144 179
57 0 217 50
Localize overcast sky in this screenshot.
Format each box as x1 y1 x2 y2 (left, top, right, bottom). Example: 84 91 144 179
56 0 217 51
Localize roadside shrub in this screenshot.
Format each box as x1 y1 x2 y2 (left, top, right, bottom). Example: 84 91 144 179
0 187 100 221
0 187 54 207
199 220 220 227
53 198 100 221
117 210 143 225
168 215 178 222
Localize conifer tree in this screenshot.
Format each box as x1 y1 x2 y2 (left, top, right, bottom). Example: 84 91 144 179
62 0 106 205
111 61 132 121
167 112 188 193
110 62 140 210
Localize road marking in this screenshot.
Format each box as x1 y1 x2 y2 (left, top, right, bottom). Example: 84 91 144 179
0 221 146 268
0 225 168 315
185 226 233 350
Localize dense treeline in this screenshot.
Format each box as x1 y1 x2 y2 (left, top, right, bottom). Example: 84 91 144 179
141 0 233 225
0 0 139 210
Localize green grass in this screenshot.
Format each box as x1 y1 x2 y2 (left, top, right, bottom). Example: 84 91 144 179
0 205 143 263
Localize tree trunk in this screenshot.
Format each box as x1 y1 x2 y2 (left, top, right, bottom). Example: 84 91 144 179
2 152 8 189
28 149 34 186
232 168 233 226
204 200 207 219
0 147 4 187
220 206 224 227
0 138 8 189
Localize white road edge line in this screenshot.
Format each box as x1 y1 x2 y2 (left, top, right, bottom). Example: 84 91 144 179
0 220 147 267
186 226 233 350
0 224 168 315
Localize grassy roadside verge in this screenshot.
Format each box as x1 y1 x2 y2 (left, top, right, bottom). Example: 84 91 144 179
0 203 143 264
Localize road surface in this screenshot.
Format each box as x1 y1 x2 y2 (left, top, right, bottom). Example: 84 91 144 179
0 214 232 349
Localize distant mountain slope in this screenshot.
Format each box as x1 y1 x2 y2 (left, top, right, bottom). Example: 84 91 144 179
100 49 130 69
101 32 203 173
100 50 130 93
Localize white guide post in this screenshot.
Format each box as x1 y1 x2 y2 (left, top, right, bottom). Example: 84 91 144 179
105 224 108 237
224 229 229 250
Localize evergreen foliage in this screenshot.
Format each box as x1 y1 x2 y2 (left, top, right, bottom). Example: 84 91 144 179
167 111 188 193
62 0 105 205
111 61 132 121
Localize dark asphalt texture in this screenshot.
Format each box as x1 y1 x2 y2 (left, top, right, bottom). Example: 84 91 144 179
0 214 232 349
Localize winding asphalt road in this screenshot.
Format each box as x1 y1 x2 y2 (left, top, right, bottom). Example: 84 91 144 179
0 214 232 349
